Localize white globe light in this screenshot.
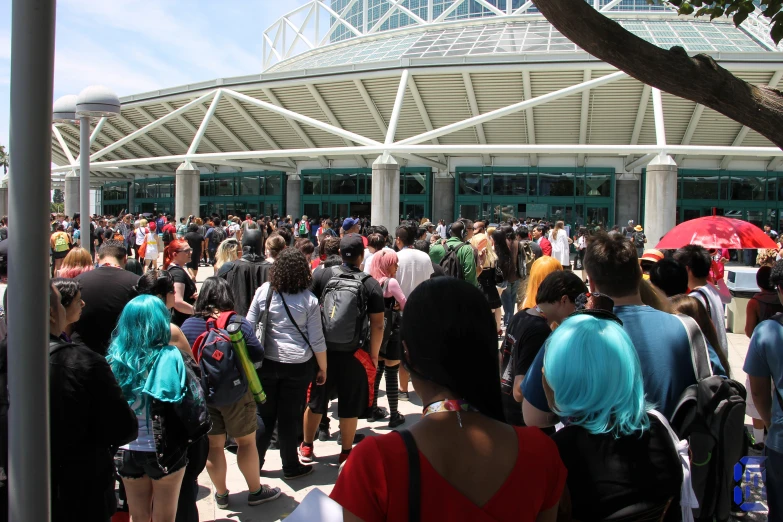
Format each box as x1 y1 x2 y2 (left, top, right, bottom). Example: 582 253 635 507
76 85 121 118
52 94 78 122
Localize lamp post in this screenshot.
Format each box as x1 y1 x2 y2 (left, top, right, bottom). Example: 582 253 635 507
52 94 79 219
75 85 121 258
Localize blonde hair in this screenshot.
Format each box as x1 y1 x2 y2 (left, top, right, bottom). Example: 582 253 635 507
552 221 565 241
522 256 563 308
266 234 287 260
139 219 148 227
214 238 239 271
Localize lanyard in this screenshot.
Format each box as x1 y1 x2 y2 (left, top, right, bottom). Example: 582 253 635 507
422 399 478 428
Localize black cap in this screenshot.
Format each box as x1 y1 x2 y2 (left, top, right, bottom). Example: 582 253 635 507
340 233 364 260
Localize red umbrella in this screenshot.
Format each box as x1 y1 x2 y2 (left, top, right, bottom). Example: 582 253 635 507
655 216 778 250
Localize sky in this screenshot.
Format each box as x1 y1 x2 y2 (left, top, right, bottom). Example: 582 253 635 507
0 0 311 149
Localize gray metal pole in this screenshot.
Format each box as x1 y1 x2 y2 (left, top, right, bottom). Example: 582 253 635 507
8 0 56 521
80 116 91 258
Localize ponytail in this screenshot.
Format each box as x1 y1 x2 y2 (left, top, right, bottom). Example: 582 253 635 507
163 239 188 269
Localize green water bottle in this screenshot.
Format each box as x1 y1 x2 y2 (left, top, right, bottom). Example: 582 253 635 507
226 320 266 404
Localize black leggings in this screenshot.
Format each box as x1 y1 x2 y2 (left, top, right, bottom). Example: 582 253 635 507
372 361 400 415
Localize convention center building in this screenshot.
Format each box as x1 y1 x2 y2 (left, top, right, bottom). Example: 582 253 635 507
49 0 783 242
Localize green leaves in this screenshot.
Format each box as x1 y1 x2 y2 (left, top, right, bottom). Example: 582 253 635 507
676 0 783 44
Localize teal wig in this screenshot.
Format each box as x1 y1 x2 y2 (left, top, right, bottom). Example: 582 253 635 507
543 314 651 437
107 294 173 410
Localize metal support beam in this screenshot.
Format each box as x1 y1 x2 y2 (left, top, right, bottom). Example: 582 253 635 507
768 156 783 171
223 95 297 169
306 83 367 167
135 106 191 153
407 75 447 164
435 0 466 22
355 78 388 138
601 0 624 10
113 113 176 159
513 1 534 14
9 0 55 520
625 153 656 171
52 125 76 164
651 88 667 147
674 103 704 163
721 70 783 169
386 70 410 145
317 0 362 45
577 69 592 167
159 101 221 153
462 72 491 165
521 70 538 167
188 90 223 155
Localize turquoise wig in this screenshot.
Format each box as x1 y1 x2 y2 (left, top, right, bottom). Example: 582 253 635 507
543 314 651 437
107 294 173 411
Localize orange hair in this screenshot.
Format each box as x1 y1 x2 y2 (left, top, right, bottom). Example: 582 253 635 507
522 256 563 309
56 247 94 278
163 239 188 269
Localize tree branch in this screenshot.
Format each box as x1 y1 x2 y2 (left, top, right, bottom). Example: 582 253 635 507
533 0 783 149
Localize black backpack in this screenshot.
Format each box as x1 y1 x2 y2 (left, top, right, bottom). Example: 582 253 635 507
162 228 173 243
211 227 226 245
191 312 248 407
634 231 646 248
319 267 371 352
440 242 469 279
669 315 747 521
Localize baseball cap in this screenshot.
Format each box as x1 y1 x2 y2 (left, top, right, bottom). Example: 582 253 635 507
342 217 360 231
340 233 364 259
422 221 435 228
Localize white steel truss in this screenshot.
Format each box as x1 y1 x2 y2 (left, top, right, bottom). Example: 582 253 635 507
49 67 783 180
261 0 695 70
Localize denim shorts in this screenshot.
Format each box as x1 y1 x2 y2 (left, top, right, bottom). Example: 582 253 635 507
116 449 187 481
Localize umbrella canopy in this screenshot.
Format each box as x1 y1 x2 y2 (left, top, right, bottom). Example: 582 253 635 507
655 216 778 250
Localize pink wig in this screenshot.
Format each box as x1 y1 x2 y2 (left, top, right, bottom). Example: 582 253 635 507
368 249 398 286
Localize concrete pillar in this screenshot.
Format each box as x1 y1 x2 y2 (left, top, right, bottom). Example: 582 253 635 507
175 163 200 221
615 178 640 228
0 186 8 218
127 181 135 215
64 174 79 218
371 154 400 232
433 172 455 224
286 174 301 219
643 156 678 246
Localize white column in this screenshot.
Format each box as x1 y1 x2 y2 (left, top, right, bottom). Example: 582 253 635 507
0 185 8 218
286 174 301 218
175 163 200 221
127 180 135 215
372 154 400 232
643 156 678 246
433 170 455 224
64 173 80 218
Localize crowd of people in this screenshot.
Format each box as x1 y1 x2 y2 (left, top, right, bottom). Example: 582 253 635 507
0 207 780 522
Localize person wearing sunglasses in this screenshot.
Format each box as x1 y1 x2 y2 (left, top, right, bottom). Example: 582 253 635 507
164 239 198 327
331 278 565 522
542 314 685 521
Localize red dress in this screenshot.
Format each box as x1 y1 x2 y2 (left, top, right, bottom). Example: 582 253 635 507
331 426 566 522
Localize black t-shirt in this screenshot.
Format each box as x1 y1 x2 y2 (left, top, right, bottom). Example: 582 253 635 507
94 227 105 246
73 267 140 355
500 309 551 395
552 416 682 520
168 265 197 326
184 232 204 260
311 264 384 315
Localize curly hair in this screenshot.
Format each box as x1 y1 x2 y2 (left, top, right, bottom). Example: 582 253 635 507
270 248 312 294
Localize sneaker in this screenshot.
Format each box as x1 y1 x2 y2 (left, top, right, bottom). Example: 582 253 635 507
368 406 389 422
388 412 406 428
338 450 351 465
215 491 229 509
248 485 282 506
317 426 330 442
298 442 315 464
399 391 410 401
337 432 366 446
284 465 314 480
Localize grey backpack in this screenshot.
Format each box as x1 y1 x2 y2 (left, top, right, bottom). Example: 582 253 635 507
319 267 371 352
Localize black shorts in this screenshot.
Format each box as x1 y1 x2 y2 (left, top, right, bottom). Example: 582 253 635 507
307 351 376 419
116 448 187 480
52 251 69 260
186 259 199 270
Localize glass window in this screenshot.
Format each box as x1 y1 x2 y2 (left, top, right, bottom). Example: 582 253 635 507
239 176 260 196
585 174 611 197
586 206 609 228
493 171 528 196
403 204 425 222
729 176 765 201
459 204 479 220
401 173 427 195
575 174 586 197
681 174 720 200
216 178 234 197
303 174 322 195
359 173 370 195
539 172 575 197
303 203 321 220
330 173 358 195
495 204 516 223
458 172 484 196
768 178 778 202
200 179 213 197
265 175 282 196
158 181 172 199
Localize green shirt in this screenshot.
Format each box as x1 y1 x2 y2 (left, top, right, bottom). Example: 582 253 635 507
429 237 478 287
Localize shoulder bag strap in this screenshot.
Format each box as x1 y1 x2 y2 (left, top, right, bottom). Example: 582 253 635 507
255 285 274 345
693 287 712 317
675 313 713 381
398 430 420 522
277 291 312 350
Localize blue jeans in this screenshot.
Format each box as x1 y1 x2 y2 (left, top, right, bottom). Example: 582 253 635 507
501 279 521 327
767 446 783 521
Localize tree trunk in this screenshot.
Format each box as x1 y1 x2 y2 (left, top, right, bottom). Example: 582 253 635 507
533 0 783 150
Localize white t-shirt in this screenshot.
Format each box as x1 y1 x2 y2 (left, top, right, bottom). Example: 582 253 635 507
548 230 571 266
395 247 434 298
690 283 728 356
